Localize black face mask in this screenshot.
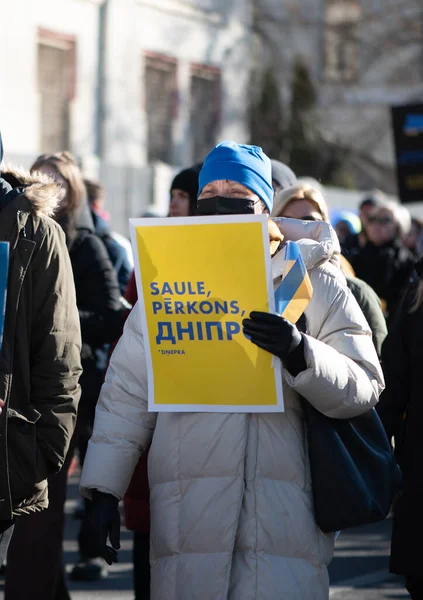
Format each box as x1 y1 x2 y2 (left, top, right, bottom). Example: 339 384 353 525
195 196 258 216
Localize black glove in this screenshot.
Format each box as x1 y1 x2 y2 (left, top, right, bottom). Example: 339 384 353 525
85 490 121 565
242 311 306 376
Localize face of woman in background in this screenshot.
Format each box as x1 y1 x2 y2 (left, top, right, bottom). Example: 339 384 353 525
36 163 68 208
282 198 323 221
169 189 190 217
366 209 397 246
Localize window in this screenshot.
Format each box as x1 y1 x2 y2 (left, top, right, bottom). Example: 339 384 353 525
38 29 76 153
145 53 177 163
190 64 221 161
324 1 361 82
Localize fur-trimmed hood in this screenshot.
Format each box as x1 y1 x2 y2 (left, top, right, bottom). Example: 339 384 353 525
0 164 62 218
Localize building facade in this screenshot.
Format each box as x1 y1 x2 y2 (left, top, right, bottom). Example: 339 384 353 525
256 0 423 194
0 0 253 231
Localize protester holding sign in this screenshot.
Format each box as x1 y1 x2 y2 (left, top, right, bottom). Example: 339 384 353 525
80 141 384 600
0 134 82 566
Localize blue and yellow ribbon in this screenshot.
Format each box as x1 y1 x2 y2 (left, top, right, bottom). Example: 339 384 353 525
274 241 313 323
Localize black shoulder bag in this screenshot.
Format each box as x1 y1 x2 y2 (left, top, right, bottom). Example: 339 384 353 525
302 400 402 533
296 314 402 533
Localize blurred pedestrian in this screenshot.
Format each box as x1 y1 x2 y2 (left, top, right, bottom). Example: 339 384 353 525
168 163 202 217
0 136 82 567
80 141 383 600
405 217 423 257
330 210 362 247
85 178 132 294
348 200 415 323
343 190 387 252
376 258 423 599
5 152 122 599
272 183 387 355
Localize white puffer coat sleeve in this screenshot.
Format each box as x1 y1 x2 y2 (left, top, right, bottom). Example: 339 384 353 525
284 260 384 418
81 302 157 499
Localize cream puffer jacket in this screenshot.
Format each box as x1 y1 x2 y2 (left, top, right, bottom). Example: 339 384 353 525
81 219 384 600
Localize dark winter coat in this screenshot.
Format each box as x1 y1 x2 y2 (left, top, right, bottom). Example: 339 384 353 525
349 239 415 322
64 203 122 406
376 281 423 576
0 167 82 521
345 275 387 357
91 210 132 295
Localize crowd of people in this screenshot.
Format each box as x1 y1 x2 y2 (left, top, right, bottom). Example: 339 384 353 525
0 131 422 600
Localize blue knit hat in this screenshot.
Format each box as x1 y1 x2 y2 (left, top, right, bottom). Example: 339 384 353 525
198 141 274 212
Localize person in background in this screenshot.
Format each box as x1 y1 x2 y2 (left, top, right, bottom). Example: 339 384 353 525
86 176 134 269
270 159 297 193
405 217 423 257
343 191 387 253
376 257 423 599
272 183 387 356
80 141 383 600
0 136 82 568
168 163 203 217
348 200 415 324
330 210 362 248
5 152 122 599
85 178 132 295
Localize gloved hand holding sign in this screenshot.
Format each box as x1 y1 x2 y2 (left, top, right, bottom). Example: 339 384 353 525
243 240 312 376
242 312 306 376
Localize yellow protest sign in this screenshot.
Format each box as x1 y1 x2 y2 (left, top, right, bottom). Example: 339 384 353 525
130 215 283 412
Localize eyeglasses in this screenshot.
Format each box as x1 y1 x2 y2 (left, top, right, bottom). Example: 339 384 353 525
368 216 393 226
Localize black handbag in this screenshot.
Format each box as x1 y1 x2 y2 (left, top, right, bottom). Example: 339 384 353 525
302 400 402 533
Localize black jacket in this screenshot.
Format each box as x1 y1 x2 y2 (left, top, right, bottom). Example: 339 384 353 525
349 239 415 323
377 282 423 576
63 203 122 404
91 210 132 295
0 168 81 520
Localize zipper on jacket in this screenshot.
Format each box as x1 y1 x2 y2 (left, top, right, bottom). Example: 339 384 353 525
13 211 26 249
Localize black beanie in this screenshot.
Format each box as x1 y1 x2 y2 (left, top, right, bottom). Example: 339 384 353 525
170 163 202 216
